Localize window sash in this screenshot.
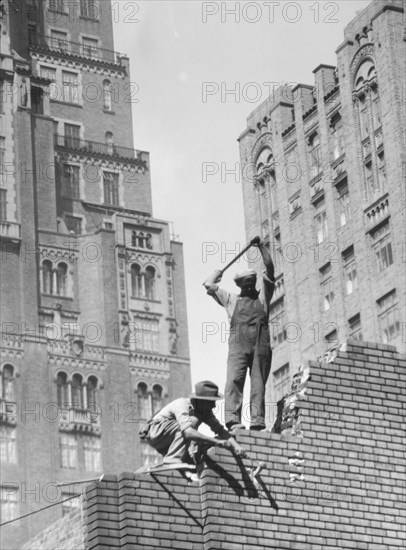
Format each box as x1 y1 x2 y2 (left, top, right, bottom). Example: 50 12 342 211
321 277 334 311
84 438 101 472
315 211 328 243
374 235 393 272
0 427 17 464
338 188 350 226
0 189 7 221
63 165 80 198
62 72 79 104
103 173 119 206
60 435 78 469
0 487 18 522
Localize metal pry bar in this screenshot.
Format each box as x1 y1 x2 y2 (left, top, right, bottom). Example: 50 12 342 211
252 461 265 479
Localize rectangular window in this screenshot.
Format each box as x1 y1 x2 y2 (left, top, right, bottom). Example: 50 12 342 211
40 66 58 100
331 114 344 160
60 434 78 469
0 427 17 464
349 314 362 341
378 151 386 188
270 298 286 347
82 37 99 59
65 215 82 235
62 71 79 104
314 198 328 243
337 180 351 226
378 291 400 344
0 486 18 523
0 189 7 222
0 136 5 176
320 263 334 311
64 123 81 148
372 222 393 273
272 363 290 404
63 164 80 198
308 131 321 178
80 0 99 19
28 24 37 46
50 29 68 50
0 80 3 114
134 320 160 352
83 437 102 472
62 494 80 517
49 0 65 12
365 161 374 194
342 247 357 295
103 171 119 206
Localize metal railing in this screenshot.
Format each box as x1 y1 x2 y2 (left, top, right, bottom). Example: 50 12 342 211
54 134 138 161
29 34 125 66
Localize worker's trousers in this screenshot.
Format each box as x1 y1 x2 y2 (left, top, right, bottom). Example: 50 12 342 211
147 418 190 464
225 297 272 429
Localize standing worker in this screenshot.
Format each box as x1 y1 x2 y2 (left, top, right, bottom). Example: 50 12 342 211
204 237 275 431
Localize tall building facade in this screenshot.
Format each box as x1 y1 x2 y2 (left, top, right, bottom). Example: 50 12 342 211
238 0 405 407
0 1 191 547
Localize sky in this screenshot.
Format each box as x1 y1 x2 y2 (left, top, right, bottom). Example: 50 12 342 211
112 0 371 395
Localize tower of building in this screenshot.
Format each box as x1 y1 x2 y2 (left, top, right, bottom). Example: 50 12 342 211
238 0 405 406
0 1 191 547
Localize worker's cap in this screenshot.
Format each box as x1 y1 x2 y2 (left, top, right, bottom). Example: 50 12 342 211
190 380 223 401
233 269 257 286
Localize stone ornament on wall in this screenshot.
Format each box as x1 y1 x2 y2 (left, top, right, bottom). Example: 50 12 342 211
350 43 375 80
251 131 273 161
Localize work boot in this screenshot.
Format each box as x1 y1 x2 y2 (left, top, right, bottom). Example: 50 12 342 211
227 422 246 433
250 424 266 431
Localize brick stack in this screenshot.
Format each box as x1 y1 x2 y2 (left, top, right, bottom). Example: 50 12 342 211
23 340 406 549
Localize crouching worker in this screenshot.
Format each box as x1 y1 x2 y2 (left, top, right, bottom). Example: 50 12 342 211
140 380 246 468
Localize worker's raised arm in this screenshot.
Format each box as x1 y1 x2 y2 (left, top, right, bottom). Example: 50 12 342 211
203 269 223 291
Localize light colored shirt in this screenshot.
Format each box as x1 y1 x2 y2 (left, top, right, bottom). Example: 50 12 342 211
154 397 227 436
207 271 275 321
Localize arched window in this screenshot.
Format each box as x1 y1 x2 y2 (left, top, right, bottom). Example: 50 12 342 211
56 262 68 296
131 231 137 247
87 376 98 411
105 132 114 155
131 264 142 298
42 260 53 295
138 232 145 248
56 372 69 408
146 234 153 250
152 384 163 415
71 374 83 409
144 266 156 300
137 382 151 419
2 365 15 402
103 80 112 111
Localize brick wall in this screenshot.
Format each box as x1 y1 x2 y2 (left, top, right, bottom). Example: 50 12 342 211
22 505 85 550
22 340 406 549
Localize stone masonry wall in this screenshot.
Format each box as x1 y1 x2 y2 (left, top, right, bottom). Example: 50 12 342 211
23 340 406 549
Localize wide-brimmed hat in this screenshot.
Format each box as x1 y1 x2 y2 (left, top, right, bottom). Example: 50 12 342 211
233 269 257 286
190 380 223 401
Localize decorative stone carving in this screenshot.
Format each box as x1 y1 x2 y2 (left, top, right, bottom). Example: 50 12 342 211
350 43 375 78
251 132 273 159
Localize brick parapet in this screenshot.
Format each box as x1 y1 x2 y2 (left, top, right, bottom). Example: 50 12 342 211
22 341 406 549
